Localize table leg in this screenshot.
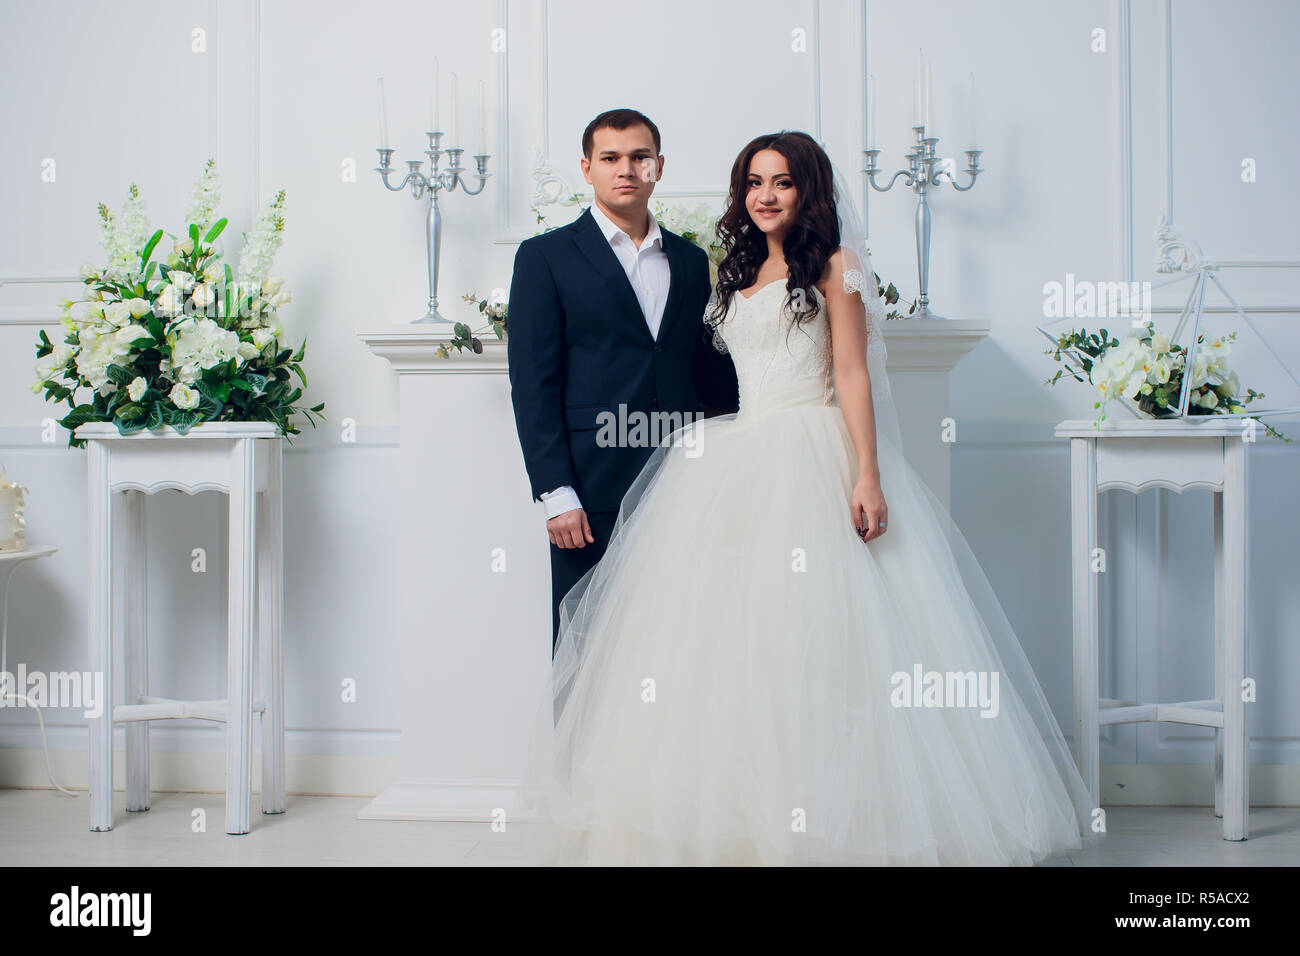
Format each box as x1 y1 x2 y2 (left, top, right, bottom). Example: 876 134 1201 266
259 437 285 814
1221 437 1248 840
1071 436 1100 808
226 438 256 834
123 489 150 812
87 442 114 831
1213 489 1224 819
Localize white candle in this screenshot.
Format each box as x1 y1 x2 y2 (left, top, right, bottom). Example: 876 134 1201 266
914 51 923 127
868 74 877 148
430 58 440 132
967 72 978 148
377 75 389 148
450 71 459 145
923 53 932 130
478 80 486 154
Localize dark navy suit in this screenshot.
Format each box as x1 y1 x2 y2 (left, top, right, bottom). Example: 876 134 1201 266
506 207 739 653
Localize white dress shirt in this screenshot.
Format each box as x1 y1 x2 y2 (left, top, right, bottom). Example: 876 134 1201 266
540 202 672 519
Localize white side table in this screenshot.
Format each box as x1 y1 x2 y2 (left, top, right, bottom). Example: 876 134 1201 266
76 422 285 834
1056 417 1250 840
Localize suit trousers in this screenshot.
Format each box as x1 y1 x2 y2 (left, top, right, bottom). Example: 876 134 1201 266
549 509 619 657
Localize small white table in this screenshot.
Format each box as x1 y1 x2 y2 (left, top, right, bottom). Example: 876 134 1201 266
1056 417 1251 840
76 422 285 834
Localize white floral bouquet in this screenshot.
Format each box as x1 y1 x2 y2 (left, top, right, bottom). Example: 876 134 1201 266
652 201 726 283
1044 319 1287 441
33 159 324 448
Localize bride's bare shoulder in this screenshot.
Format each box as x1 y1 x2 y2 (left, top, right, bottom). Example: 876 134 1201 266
815 249 849 296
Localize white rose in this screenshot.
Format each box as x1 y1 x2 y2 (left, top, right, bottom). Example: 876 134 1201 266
236 341 261 361
113 324 149 350
104 301 133 327
169 270 195 291
127 376 147 401
169 382 200 410
487 287 508 309
203 264 223 283
126 297 152 318
1151 332 1170 354
252 327 275 349
191 283 216 308
155 284 185 317
35 343 77 381
174 239 194 256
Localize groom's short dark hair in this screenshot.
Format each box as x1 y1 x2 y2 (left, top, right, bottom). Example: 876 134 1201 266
582 109 661 158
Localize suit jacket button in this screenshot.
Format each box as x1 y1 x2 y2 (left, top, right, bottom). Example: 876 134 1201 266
653 344 662 352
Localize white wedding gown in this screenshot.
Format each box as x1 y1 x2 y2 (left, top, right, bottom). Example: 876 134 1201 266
514 278 1102 866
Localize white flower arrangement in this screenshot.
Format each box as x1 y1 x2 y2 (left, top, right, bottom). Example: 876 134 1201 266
33 159 324 447
1045 319 1287 441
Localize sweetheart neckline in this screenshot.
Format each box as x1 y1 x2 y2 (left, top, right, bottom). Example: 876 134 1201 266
737 278 785 301
736 278 823 302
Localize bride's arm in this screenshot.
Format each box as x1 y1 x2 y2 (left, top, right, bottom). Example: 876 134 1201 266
822 249 888 540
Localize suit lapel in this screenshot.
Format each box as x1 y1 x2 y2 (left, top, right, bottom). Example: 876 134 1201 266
571 209 651 342
658 229 688 345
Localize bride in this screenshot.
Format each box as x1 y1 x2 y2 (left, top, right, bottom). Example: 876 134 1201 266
513 130 1103 866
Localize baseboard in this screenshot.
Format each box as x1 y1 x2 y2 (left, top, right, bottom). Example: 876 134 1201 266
0 747 399 798
3 748 1298 809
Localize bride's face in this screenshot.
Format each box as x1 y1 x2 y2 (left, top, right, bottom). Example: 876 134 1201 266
744 149 798 238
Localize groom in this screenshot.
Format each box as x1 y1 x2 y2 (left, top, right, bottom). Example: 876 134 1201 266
507 108 739 654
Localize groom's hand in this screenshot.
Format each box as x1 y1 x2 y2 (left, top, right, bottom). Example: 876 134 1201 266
548 507 595 549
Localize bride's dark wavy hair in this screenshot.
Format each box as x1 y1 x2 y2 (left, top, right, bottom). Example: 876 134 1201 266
709 130 840 330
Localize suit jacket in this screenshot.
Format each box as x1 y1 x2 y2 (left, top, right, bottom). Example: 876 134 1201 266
507 207 739 516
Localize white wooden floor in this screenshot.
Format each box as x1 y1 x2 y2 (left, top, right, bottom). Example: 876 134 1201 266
3 789 1296 866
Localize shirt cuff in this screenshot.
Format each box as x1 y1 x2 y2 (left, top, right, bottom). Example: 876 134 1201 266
539 485 582 519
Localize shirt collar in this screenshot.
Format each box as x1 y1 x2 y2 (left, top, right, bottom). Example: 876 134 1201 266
589 201 662 251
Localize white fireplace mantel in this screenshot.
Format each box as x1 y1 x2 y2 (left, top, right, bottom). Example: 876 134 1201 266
355 318 988 821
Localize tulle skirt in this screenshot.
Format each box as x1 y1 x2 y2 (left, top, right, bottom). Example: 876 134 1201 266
513 379 1103 865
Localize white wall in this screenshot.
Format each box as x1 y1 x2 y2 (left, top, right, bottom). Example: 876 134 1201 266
2 0 1297 797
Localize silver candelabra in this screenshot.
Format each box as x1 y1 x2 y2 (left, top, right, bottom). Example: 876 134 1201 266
375 132 491 324
864 125 983 320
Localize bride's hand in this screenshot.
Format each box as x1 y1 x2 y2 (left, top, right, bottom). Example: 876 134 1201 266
852 477 888 542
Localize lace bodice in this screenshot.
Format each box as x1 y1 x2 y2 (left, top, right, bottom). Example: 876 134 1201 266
707 279 891 417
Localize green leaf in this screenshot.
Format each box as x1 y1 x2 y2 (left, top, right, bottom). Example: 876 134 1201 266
140 229 164 269
147 314 165 343
229 377 254 392
115 414 148 435
289 362 307 387
203 217 227 243
291 338 306 362
146 401 164 430
57 403 99 432
144 261 158 284
106 363 136 386
275 348 293 365
199 394 222 421
116 401 146 421
188 223 199 242
169 409 202 435
224 264 233 318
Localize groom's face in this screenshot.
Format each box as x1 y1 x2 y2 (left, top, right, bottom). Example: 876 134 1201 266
581 124 662 216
